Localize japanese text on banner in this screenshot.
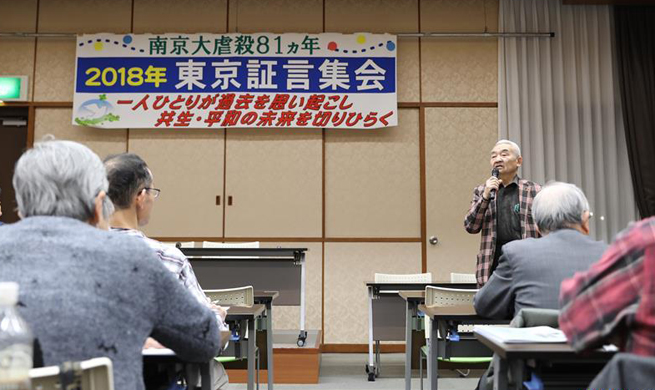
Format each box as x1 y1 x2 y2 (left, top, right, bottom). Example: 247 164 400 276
72 33 397 130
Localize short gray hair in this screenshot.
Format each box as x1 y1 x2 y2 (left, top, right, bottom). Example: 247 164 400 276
13 140 108 221
532 181 590 234
495 140 522 157
101 195 115 220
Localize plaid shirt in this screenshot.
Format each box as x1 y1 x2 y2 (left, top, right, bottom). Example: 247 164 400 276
112 228 227 330
464 177 541 287
559 216 655 356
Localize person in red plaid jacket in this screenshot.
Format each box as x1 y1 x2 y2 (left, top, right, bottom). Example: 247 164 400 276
464 140 541 287
559 216 655 356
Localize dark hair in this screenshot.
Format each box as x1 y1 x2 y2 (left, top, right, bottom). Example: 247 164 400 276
103 153 152 209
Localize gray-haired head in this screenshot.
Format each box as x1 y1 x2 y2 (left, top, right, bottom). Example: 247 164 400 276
532 181 590 234
494 140 521 157
101 195 114 221
13 140 108 221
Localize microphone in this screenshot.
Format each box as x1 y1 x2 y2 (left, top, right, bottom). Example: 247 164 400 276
490 168 500 198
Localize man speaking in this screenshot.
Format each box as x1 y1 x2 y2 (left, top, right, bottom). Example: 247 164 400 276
464 140 541 286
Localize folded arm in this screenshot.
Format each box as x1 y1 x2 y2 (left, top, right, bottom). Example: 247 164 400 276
150 265 221 362
559 222 648 352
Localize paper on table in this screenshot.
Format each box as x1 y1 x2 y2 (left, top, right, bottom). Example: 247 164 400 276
474 325 568 343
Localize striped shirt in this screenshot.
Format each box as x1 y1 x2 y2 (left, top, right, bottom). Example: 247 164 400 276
559 216 655 356
112 228 227 330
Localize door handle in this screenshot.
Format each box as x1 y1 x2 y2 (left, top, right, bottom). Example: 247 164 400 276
429 236 439 245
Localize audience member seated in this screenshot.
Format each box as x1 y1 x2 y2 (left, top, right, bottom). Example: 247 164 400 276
104 152 229 389
0 140 221 390
560 215 655 355
474 181 607 319
588 353 655 389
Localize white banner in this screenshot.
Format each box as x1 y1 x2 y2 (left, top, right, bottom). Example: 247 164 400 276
72 33 397 129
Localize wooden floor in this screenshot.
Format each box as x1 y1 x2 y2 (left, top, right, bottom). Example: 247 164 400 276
229 353 483 390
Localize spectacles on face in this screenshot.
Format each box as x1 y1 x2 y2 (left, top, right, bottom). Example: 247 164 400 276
143 187 161 198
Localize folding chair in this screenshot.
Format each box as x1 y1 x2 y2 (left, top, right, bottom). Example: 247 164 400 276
204 285 255 307
450 272 477 284
374 272 432 284
30 357 114 390
204 286 260 384
420 286 491 389
367 273 432 379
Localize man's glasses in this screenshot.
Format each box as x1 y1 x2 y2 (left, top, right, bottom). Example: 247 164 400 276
143 187 161 198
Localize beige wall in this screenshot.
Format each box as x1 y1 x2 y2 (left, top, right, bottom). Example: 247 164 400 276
0 0 498 344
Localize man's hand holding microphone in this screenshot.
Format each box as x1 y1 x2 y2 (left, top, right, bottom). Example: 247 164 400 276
482 168 501 201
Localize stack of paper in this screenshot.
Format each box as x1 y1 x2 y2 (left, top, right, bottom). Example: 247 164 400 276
474 326 568 343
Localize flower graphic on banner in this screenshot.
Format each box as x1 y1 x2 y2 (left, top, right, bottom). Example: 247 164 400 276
74 94 120 126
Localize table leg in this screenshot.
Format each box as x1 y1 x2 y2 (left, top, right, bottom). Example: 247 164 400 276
510 360 524 390
266 301 274 390
429 317 438 390
298 255 307 347
405 300 413 390
367 285 376 381
493 354 508 390
199 361 212 390
248 318 256 390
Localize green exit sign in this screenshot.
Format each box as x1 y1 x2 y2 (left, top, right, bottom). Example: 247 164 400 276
0 76 28 101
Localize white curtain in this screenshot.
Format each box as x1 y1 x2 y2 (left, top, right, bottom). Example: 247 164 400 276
499 0 637 242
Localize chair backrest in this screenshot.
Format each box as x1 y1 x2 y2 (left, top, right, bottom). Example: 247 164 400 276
374 273 432 283
200 242 260 258
425 286 478 307
449 272 476 284
204 286 254 307
202 241 260 249
424 286 479 340
30 357 114 390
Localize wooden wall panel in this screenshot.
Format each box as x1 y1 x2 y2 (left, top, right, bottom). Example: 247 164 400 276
128 129 225 238
224 128 323 238
324 242 421 344
0 39 35 101
33 39 76 102
421 39 498 103
133 0 227 34
397 38 420 103
425 107 497 281
34 108 127 159
325 109 420 238
38 0 132 33
234 0 323 33
0 0 37 33
325 0 418 33
420 0 499 32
